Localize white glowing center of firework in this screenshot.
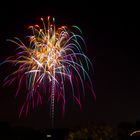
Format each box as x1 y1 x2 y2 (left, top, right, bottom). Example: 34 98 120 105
28 22 68 80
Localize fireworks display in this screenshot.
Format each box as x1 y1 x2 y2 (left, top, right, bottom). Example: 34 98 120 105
1 16 95 127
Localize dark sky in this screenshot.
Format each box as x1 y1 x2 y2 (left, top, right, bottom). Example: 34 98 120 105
0 1 140 129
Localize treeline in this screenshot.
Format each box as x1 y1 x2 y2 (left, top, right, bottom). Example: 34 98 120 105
0 121 140 140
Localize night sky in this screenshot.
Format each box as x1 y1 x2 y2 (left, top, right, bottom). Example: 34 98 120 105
0 1 140 129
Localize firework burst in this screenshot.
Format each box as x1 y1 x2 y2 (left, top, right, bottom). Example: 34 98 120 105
1 16 95 127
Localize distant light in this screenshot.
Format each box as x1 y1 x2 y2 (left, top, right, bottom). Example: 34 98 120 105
130 130 140 136
46 134 52 138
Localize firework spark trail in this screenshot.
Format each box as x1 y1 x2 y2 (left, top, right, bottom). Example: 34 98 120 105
1 16 96 127
51 65 55 127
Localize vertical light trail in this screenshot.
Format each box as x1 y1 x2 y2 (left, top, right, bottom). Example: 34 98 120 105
51 65 55 127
